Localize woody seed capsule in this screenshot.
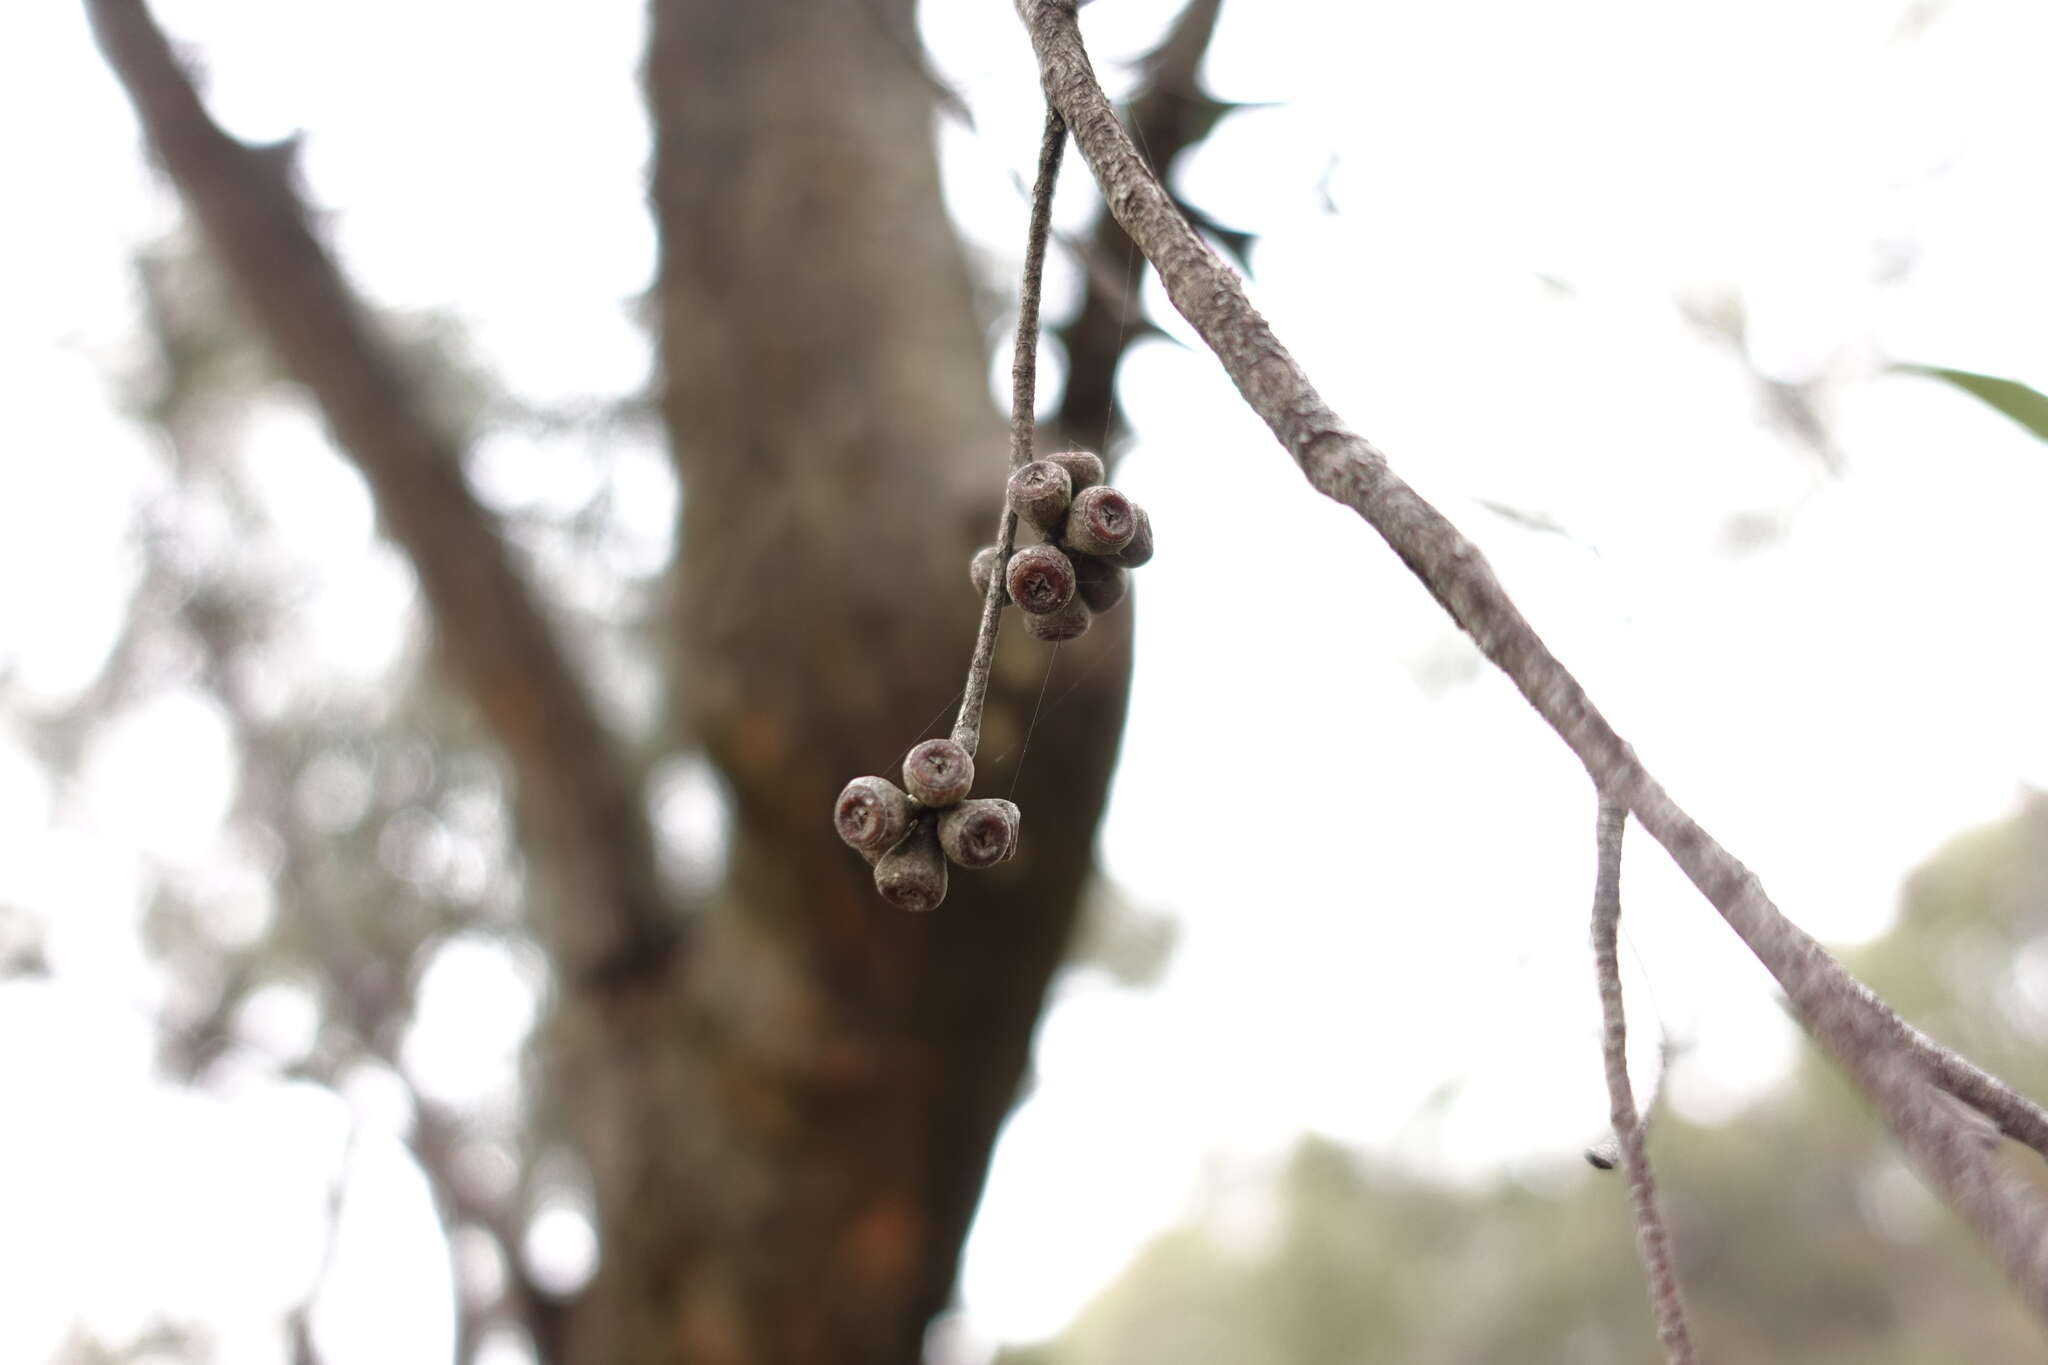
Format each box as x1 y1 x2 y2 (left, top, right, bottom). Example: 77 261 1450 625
1045 450 1105 493
1005 543 1077 615
1021 594 1091 642
834 775 913 854
874 817 948 912
1071 553 1128 613
1113 504 1153 568
903 737 974 807
1007 460 1073 536
970 545 1009 603
938 798 1021 868
1063 485 1136 557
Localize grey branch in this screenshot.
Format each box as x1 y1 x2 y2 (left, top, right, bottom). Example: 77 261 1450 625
1594 795 1697 1363
87 0 677 991
954 104 1066 757
1018 0 2048 1320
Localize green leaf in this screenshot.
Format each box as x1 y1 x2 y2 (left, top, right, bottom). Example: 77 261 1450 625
1897 364 2048 444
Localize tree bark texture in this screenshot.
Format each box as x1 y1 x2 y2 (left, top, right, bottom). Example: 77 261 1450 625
574 1 1136 1360
90 0 1136 1360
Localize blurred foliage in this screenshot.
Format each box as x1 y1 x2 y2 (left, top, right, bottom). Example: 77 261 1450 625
1002 792 2048 1364
5 234 619 1363
1898 366 2048 446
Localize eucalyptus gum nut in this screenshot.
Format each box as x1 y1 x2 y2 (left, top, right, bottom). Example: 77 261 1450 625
1044 450 1105 492
1071 553 1128 613
1021 594 1091 642
1063 485 1136 557
1005 543 1077 616
1007 460 1073 536
971 545 1010 603
874 818 948 912
1112 503 1153 568
902 737 974 808
834 775 913 854
938 798 1020 869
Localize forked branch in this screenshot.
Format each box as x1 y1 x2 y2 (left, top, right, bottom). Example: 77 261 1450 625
1017 0 2048 1322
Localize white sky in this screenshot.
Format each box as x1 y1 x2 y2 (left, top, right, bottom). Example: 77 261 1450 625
5 0 2048 1359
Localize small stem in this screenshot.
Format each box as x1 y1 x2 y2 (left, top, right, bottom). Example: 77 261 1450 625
1594 792 1697 1365
953 102 1065 756
1009 102 1065 474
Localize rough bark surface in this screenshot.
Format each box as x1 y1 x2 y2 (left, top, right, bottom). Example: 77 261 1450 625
92 0 1135 1360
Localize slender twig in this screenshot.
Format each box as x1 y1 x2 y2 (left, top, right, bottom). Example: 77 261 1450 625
952 103 1065 756
1008 104 1066 475
1594 794 1697 1363
1587 958 1669 1171
1016 0 2048 1320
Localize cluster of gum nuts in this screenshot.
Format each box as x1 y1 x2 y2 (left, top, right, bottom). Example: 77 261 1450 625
834 450 1152 911
834 744 1015 913
974 449 1153 642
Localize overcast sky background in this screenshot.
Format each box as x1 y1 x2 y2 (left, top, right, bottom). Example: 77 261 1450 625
4 0 2047 1361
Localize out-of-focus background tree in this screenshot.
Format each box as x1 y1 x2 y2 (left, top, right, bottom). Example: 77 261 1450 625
5 1 2047 1363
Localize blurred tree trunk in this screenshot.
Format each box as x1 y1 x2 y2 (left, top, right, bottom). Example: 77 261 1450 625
90 0 1135 1358
557 1 1134 1360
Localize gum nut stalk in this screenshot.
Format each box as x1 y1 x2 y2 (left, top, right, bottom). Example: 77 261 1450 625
834 775 913 853
1063 485 1136 557
970 545 1009 602
1113 504 1153 568
1021 594 1091 642
875 818 948 912
1005 543 1077 615
1007 460 1073 536
903 737 975 807
1045 450 1105 492
1071 553 1128 613
938 798 1021 868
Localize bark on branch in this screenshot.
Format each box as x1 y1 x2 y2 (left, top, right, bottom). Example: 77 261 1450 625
1593 795 1695 1363
87 0 675 989
1018 0 2048 1321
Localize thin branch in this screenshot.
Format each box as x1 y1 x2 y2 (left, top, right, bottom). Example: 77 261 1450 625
1017 0 2048 1320
1594 794 1696 1363
86 0 676 990
953 103 1065 757
1009 104 1066 475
